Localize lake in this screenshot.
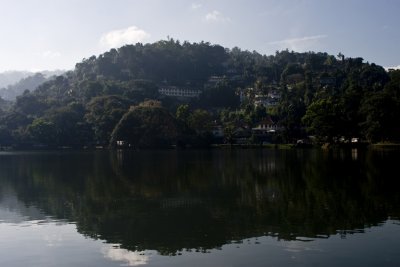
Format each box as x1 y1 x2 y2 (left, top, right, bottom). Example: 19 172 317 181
0 148 399 266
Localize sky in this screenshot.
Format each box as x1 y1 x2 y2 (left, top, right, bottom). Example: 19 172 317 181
0 0 399 72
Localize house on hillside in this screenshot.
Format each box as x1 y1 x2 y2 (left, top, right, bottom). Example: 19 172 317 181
231 125 252 144
268 90 281 100
252 117 280 134
254 92 280 108
251 117 281 144
206 76 225 87
158 86 201 98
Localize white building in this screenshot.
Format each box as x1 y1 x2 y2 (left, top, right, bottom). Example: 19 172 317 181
158 86 201 98
254 90 281 108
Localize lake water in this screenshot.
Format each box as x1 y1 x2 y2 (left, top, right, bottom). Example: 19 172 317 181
0 148 399 266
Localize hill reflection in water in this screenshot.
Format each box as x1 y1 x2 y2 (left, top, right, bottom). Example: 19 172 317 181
0 149 399 255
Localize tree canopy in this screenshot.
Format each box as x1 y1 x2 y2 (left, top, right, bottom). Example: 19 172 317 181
110 100 179 148
0 39 398 148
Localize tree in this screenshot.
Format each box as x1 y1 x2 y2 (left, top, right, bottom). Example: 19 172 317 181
26 118 57 146
252 105 268 122
123 80 159 102
15 91 47 117
0 125 13 147
188 109 212 134
176 104 190 124
46 103 92 147
360 91 400 142
110 101 179 148
302 97 341 142
199 81 240 108
337 52 345 61
339 84 363 138
85 95 131 145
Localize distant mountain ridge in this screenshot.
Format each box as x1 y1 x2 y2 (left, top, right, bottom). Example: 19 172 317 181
0 71 32 88
0 70 65 101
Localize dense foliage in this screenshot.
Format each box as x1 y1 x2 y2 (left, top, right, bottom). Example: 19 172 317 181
0 39 399 148
110 100 179 148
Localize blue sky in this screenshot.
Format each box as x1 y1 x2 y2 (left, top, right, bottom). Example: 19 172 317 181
0 0 399 71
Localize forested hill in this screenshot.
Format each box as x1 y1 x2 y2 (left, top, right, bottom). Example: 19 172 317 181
0 39 399 148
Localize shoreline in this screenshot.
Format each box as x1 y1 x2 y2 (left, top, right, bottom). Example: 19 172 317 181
2 142 400 152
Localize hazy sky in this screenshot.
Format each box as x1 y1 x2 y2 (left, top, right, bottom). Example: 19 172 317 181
0 0 399 71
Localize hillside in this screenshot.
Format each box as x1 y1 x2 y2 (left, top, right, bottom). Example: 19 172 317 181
0 39 399 148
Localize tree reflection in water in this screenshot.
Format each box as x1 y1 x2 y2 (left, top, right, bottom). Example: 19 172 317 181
0 149 399 255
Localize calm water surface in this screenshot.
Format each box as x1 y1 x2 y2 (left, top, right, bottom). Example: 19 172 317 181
0 149 399 266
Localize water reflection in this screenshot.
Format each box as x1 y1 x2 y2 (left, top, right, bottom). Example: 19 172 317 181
102 245 150 266
0 149 399 256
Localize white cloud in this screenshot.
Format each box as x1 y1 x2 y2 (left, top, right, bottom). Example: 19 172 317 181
204 10 231 23
268 35 328 51
42 50 62 59
100 26 150 49
191 3 202 10
102 245 149 266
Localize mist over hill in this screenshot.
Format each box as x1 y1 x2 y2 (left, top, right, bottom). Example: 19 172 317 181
0 71 33 88
0 70 65 101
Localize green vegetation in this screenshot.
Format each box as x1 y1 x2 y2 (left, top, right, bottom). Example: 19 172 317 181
110 100 179 148
0 39 399 148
